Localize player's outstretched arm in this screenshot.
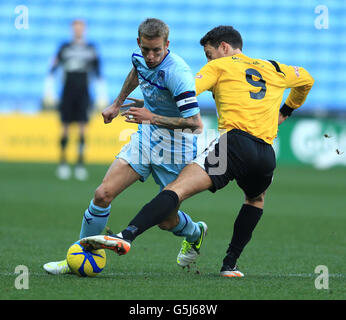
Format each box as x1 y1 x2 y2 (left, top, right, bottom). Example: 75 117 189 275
102 68 139 124
276 64 314 126
122 108 203 133
151 113 203 133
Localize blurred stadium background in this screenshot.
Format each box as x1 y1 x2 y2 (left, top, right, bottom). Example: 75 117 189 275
1 0 346 167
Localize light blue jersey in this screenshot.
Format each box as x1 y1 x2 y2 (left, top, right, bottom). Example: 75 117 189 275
132 49 199 118
80 49 204 242
117 49 201 190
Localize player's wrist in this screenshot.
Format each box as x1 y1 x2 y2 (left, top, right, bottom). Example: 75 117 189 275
111 100 122 110
280 103 294 117
150 114 158 125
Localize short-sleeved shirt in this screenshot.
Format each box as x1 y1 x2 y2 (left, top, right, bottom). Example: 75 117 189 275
131 49 201 163
195 53 314 144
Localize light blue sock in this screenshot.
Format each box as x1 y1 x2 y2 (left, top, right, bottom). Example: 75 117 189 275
79 200 110 239
170 210 201 242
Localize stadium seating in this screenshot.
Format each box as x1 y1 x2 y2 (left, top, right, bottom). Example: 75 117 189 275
0 0 345 113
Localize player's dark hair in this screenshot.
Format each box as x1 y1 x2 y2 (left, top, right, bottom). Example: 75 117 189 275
138 18 169 42
200 26 243 50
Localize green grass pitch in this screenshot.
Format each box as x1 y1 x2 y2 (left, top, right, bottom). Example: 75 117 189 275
0 161 345 300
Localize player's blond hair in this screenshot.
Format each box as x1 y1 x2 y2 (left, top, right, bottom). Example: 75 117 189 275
138 18 169 42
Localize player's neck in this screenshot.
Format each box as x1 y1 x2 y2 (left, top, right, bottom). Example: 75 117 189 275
228 49 242 57
74 37 85 44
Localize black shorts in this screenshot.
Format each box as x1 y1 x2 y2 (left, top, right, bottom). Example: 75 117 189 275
194 129 276 198
59 87 90 123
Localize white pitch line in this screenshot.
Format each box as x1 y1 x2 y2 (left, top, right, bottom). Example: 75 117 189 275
0 272 345 278
246 273 346 278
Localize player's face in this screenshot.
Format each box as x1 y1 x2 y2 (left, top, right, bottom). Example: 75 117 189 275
137 36 169 68
203 43 227 62
73 21 85 39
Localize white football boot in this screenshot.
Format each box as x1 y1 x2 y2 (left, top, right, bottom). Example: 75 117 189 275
220 265 244 278
43 259 71 275
74 165 88 181
177 221 208 268
56 164 71 180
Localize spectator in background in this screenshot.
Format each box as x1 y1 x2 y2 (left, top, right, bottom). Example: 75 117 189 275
45 19 105 180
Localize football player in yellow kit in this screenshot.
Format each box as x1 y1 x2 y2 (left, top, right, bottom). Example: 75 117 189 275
80 26 314 278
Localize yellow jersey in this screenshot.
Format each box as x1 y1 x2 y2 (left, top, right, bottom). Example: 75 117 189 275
195 53 314 144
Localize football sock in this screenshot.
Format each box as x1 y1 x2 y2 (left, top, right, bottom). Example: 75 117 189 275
77 135 85 164
170 210 201 243
120 190 179 242
60 136 68 149
79 199 110 239
223 204 263 268
60 136 68 163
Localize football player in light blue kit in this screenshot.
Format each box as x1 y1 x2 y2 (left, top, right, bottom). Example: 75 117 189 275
43 18 207 274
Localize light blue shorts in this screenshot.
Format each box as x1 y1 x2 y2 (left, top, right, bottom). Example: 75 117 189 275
116 132 188 191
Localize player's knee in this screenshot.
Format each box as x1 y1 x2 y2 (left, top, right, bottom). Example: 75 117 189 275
163 182 186 202
94 184 113 207
245 191 265 208
158 221 170 230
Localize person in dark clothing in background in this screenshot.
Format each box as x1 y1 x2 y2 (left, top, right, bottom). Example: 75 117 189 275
49 19 102 180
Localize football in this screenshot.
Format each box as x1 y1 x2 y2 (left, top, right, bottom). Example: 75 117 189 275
66 241 106 277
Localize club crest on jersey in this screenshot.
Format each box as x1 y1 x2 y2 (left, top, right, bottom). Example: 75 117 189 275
157 70 165 80
195 74 203 79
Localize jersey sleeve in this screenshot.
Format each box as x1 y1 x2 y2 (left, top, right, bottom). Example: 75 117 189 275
166 67 200 118
278 62 315 109
195 62 220 96
89 44 101 78
50 43 68 74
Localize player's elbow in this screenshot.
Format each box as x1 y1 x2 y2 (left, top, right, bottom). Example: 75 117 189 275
302 68 315 89
310 74 315 86
306 74 315 90
302 77 314 98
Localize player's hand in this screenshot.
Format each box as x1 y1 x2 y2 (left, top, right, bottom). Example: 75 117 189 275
278 112 288 126
102 103 120 124
121 107 154 124
120 97 144 109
